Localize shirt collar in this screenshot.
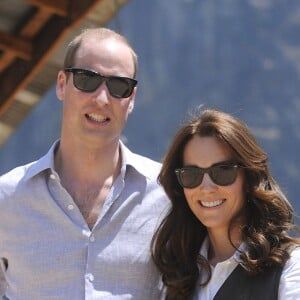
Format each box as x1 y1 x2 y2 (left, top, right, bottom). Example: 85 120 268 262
120 140 161 180
22 140 159 182
199 235 246 263
23 140 58 181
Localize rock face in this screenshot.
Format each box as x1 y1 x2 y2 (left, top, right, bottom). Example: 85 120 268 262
0 0 299 218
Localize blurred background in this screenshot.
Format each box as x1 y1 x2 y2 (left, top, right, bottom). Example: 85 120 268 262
0 0 299 221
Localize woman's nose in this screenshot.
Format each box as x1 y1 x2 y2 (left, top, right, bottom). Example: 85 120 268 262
199 173 217 190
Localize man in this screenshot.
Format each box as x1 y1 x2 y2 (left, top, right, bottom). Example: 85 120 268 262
0 28 168 299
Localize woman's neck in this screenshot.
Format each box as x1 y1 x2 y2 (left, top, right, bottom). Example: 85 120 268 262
207 227 242 266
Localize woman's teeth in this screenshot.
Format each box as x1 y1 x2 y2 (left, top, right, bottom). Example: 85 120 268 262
200 199 224 208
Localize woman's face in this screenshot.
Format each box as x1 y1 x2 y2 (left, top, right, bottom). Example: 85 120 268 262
182 135 245 233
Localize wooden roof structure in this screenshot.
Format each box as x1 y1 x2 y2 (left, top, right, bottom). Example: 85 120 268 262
0 0 129 147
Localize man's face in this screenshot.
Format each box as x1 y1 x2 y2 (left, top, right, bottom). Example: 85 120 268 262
56 36 136 147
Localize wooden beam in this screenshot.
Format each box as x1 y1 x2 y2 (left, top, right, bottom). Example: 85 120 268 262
0 52 15 73
21 8 53 39
0 0 102 116
25 0 69 16
0 31 32 60
0 15 67 112
0 8 52 73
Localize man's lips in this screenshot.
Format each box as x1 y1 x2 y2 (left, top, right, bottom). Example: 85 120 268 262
86 113 110 123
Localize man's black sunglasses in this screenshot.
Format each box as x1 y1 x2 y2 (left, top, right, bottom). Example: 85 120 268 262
64 67 138 98
175 161 240 188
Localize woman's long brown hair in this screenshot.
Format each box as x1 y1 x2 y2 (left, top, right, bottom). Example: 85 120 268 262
151 109 299 299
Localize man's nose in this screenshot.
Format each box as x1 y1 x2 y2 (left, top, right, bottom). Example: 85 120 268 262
92 82 110 105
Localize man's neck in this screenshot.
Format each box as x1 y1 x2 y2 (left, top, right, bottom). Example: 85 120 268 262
54 138 121 185
54 138 122 229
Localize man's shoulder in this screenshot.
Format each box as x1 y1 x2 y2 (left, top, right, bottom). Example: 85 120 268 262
0 143 56 193
128 151 162 179
0 161 38 196
121 143 162 178
132 152 161 168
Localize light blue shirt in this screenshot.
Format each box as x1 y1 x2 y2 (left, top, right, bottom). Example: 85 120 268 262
0 141 169 299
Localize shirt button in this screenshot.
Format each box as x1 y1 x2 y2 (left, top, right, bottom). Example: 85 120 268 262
67 204 74 210
49 174 56 180
90 235 95 242
86 273 94 282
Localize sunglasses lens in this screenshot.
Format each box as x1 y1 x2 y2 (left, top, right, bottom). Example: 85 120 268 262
73 70 102 92
210 164 238 186
67 68 137 98
175 164 239 188
107 77 135 98
176 167 204 189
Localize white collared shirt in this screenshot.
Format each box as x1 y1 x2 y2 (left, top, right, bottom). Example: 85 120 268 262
195 237 300 300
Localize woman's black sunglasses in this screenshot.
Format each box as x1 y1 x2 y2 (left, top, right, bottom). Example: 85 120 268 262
175 162 240 188
64 67 138 98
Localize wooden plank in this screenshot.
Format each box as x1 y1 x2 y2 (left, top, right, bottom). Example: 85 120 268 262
0 0 102 116
21 8 52 38
0 52 15 72
0 100 32 128
0 15 66 111
0 31 32 60
25 0 69 16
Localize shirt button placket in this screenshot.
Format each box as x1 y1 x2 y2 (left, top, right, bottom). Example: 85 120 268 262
84 229 97 294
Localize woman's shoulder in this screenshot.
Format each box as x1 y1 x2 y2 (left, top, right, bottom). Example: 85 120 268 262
285 245 300 264
279 246 300 299
280 244 300 279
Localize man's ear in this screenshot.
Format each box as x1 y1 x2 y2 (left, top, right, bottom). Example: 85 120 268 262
56 70 67 101
128 87 136 113
128 99 135 113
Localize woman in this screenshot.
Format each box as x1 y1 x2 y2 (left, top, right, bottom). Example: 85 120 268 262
152 109 300 300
